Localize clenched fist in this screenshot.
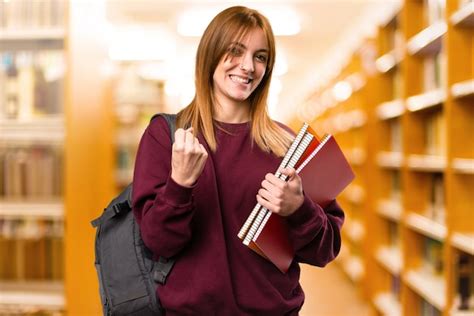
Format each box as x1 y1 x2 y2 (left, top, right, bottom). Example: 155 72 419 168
171 127 208 187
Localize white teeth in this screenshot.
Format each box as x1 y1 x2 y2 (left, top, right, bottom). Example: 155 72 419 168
230 75 251 84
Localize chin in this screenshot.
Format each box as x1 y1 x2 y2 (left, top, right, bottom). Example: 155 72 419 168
230 93 251 102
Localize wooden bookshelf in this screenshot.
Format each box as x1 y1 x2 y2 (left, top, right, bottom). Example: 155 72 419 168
404 269 446 311
406 21 447 56
0 116 65 145
0 281 64 313
375 246 403 275
376 199 403 222
406 89 446 112
0 1 114 314
373 292 402 316
296 45 373 299
111 66 167 193
0 28 66 41
450 2 474 26
376 99 405 120
446 0 474 314
0 201 63 219
451 79 474 99
291 1 474 315
0 1 67 313
405 212 447 241
377 151 404 168
451 232 474 255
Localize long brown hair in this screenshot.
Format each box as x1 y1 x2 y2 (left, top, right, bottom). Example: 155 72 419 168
176 6 293 156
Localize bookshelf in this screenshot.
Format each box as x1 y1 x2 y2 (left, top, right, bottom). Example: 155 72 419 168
112 63 167 193
294 41 373 299
1 1 114 315
0 1 67 313
292 0 474 315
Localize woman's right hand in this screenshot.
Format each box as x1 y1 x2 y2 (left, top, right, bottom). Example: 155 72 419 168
171 127 208 187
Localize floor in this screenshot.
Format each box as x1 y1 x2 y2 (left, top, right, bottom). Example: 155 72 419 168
299 263 371 316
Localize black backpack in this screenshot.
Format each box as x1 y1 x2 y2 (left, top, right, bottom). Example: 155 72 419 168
91 113 176 316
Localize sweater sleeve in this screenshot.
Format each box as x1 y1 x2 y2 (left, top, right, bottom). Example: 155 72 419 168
286 196 345 267
132 116 195 258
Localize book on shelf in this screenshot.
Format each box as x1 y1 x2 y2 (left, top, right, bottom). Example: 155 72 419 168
1 146 62 199
423 55 436 92
0 218 63 281
0 0 65 29
427 173 445 224
421 299 442 316
384 18 403 54
423 52 446 92
237 123 355 273
0 51 65 120
389 119 402 152
391 274 401 300
424 110 446 156
424 0 446 26
388 220 401 249
457 253 473 311
392 68 404 100
390 170 402 202
423 237 444 275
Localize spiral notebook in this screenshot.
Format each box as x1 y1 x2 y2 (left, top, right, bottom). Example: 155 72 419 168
238 124 355 273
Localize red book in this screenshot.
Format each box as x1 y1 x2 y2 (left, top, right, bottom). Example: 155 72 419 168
247 133 355 273
297 134 355 208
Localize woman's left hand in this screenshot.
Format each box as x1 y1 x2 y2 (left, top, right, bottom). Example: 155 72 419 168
256 167 304 217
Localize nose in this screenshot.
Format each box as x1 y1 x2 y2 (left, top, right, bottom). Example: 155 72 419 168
239 53 254 73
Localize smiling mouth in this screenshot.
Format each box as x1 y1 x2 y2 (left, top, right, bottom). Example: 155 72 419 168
230 75 253 84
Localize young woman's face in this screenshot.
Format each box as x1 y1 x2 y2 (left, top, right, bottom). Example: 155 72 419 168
212 27 269 106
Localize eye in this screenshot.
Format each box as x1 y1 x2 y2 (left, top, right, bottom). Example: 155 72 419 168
228 45 244 57
255 54 268 63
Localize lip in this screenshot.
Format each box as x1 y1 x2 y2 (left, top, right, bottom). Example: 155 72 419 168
229 74 253 84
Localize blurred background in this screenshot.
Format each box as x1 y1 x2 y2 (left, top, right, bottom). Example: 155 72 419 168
0 0 473 315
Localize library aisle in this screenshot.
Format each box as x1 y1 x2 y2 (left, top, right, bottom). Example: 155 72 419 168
300 264 371 316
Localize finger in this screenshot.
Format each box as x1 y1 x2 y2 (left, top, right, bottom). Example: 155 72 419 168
280 167 296 179
261 179 276 191
199 144 208 161
258 188 277 205
194 139 201 152
184 129 195 150
173 128 186 149
265 173 285 188
261 180 284 200
256 194 274 213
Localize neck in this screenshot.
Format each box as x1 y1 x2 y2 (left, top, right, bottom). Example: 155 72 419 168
213 100 250 123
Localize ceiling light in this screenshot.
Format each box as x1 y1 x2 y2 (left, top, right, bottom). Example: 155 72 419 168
259 6 300 36
332 81 352 102
107 26 176 61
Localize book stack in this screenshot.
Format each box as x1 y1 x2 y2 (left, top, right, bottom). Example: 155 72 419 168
0 218 64 280
0 51 65 120
238 123 355 273
0 146 63 198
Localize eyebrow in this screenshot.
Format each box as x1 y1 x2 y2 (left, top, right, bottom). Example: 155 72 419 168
230 42 269 53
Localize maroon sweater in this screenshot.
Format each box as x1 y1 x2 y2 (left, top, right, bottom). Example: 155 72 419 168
132 116 345 315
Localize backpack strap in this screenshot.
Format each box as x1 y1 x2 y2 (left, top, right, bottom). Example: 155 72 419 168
148 113 177 285
153 256 175 285
151 113 177 143
91 183 132 228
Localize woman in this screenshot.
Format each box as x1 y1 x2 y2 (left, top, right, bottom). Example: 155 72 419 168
132 6 344 315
